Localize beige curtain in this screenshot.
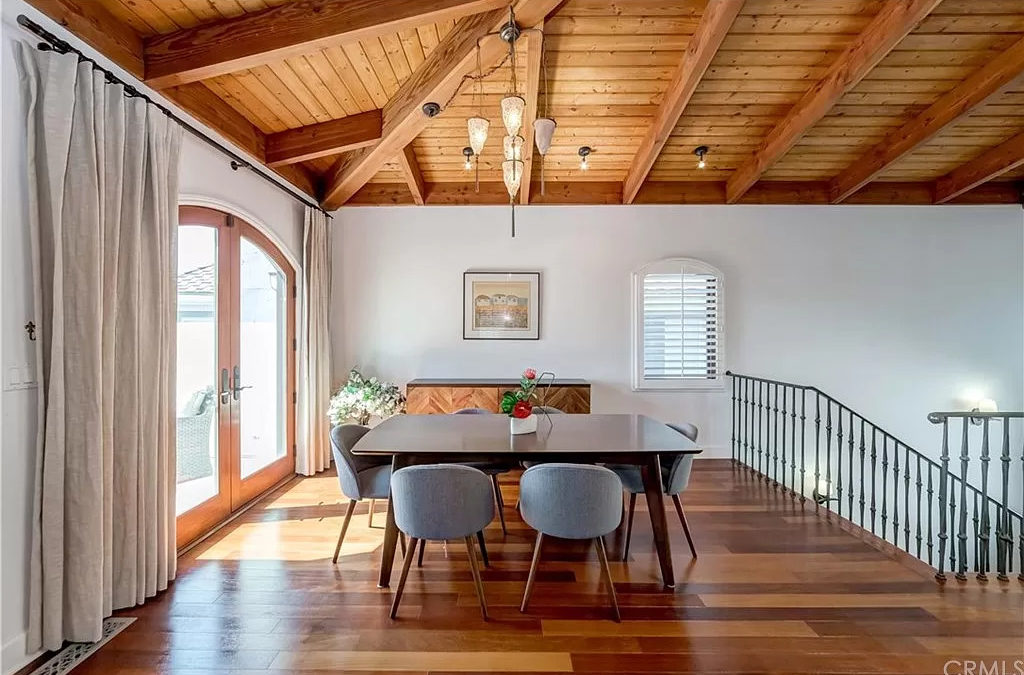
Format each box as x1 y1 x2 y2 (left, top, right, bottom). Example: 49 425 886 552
297 207 332 475
16 42 181 651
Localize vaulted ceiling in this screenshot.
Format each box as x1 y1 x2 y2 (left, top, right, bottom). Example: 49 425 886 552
26 0 1024 208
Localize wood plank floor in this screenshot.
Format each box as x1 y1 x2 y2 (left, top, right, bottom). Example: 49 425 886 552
77 459 1022 674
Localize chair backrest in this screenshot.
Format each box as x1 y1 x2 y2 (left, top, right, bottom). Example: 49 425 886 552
533 406 564 414
519 463 622 539
452 407 492 414
391 464 494 539
664 423 699 494
330 424 371 499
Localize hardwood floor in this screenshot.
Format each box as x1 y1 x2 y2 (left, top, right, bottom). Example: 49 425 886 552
76 459 1022 674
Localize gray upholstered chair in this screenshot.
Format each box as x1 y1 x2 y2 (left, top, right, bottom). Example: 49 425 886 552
518 463 623 621
330 424 398 564
452 407 515 535
389 464 495 619
609 422 699 562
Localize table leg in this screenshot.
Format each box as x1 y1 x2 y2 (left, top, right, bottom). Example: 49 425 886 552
641 454 675 588
378 454 409 588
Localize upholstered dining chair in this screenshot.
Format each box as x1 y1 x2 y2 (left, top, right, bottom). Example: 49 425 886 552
452 407 516 535
390 464 495 619
518 463 623 621
608 422 699 562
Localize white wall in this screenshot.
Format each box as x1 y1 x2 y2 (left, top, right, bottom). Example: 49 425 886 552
0 3 304 671
334 204 1024 463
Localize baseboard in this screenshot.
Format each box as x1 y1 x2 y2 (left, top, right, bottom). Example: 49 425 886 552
3 631 41 675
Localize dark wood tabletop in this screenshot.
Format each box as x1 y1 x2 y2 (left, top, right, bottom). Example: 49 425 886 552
352 413 701 458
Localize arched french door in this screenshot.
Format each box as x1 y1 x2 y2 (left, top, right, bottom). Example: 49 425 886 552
175 206 296 548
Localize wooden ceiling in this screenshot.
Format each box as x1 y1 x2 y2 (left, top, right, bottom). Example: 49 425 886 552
26 0 1024 208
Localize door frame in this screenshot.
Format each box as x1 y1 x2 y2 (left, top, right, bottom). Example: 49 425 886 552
175 205 296 549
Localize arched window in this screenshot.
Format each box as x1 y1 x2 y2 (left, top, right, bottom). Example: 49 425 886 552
632 258 724 390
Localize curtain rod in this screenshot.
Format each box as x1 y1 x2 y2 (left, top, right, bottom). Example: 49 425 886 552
15 14 333 219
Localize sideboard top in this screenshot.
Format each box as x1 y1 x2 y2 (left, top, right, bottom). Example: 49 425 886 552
407 378 590 387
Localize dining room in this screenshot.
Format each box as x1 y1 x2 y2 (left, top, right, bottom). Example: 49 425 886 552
2 0 1024 674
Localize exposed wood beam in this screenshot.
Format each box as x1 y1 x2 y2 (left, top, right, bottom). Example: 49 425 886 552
725 0 943 204
321 0 563 210
143 0 507 89
396 145 427 205
266 110 382 167
345 180 1018 206
934 132 1024 204
24 0 144 77
621 0 745 204
831 35 1024 203
519 21 544 205
164 82 318 198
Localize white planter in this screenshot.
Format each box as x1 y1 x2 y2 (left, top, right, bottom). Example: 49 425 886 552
510 414 538 435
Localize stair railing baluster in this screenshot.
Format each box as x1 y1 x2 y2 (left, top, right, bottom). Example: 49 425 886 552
978 418 991 581
836 404 844 519
848 409 856 522
870 427 878 534
814 394 821 513
859 418 866 530
781 385 788 493
904 444 911 552
757 381 764 479
997 416 1010 580
927 463 934 566
936 418 949 581
892 440 901 547
881 435 889 541
972 492 979 576
1018 430 1023 582
921 454 929 561
731 376 737 462
825 401 833 519
799 388 806 501
773 383 780 487
957 418 970 580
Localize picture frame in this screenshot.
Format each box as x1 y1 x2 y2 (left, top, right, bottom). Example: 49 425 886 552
463 271 540 340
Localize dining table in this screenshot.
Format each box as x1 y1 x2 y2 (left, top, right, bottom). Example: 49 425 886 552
351 412 702 588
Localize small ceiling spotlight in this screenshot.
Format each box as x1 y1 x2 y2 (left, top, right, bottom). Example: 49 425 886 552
422 101 441 118
578 145 592 171
462 146 474 170
694 145 709 169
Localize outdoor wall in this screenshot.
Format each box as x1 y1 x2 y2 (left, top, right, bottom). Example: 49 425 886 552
333 203 1024 469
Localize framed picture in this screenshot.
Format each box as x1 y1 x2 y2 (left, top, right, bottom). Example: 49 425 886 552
463 271 540 340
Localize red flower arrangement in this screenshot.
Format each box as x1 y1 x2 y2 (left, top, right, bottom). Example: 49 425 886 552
500 368 544 418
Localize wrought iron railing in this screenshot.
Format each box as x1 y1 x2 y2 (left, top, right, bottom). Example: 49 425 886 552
727 372 1023 583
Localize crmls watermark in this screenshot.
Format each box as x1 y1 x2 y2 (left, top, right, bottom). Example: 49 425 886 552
943 661 1024 675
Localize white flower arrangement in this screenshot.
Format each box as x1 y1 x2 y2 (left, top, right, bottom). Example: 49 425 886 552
328 368 406 426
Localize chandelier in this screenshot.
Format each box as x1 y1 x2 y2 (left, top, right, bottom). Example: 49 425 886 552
464 5 555 230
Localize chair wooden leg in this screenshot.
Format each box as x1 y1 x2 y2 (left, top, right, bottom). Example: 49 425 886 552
464 536 488 620
399 532 407 558
622 493 637 562
520 531 544 613
595 536 621 622
389 536 418 619
476 530 490 567
672 494 697 559
332 499 358 564
491 474 508 535
416 538 426 567
368 498 376 528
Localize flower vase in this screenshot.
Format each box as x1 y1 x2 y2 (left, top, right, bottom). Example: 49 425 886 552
510 414 538 435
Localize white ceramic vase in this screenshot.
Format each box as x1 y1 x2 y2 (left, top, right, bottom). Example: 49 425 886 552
510 414 538 435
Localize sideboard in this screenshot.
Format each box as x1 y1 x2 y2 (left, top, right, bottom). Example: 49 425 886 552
405 378 591 414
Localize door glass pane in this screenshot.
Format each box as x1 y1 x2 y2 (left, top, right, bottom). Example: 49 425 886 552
176 226 219 514
239 237 288 477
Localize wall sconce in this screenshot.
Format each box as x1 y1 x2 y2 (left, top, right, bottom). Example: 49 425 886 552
812 478 837 505
971 398 998 424
462 146 474 171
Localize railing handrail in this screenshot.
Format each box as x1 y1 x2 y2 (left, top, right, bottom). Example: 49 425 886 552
928 411 1024 423
727 371 1024 523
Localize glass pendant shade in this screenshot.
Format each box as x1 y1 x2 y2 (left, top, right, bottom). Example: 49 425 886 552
500 95 525 136
467 117 489 155
533 118 556 154
502 159 524 199
503 134 524 161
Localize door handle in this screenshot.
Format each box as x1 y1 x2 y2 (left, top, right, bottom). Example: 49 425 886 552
220 368 231 405
232 365 253 400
